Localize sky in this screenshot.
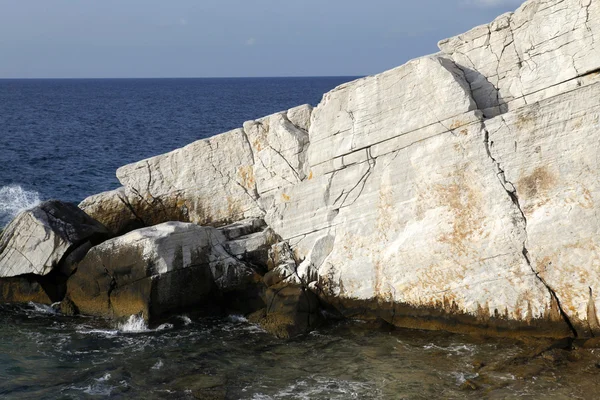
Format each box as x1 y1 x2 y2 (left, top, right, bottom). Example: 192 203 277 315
0 0 523 78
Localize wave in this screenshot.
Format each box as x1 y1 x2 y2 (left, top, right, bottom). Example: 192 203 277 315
117 314 173 333
118 314 149 333
0 184 41 227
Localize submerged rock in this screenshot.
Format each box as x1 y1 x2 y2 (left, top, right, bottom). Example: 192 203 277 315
249 283 322 339
0 200 109 278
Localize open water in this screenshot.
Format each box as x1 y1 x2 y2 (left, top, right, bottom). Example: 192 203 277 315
1 78 600 399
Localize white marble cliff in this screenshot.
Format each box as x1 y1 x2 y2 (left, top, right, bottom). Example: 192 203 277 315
2 0 599 338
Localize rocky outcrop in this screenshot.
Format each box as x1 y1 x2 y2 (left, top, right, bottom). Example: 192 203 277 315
438 0 600 118
79 105 314 236
63 222 262 319
0 276 53 304
78 188 144 236
77 0 600 338
0 201 109 278
2 0 598 339
116 127 262 228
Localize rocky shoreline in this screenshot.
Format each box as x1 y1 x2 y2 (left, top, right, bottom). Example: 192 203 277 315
2 0 600 340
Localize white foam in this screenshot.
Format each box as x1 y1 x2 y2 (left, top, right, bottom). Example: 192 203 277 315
27 302 58 315
452 372 479 386
118 314 148 333
227 314 248 323
423 343 476 356
0 184 41 226
152 359 164 370
76 328 119 336
95 373 111 382
178 315 192 325
251 376 377 399
156 323 173 331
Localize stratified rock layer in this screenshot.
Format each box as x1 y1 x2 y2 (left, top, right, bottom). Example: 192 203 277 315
71 0 600 337
0 201 109 277
439 0 600 117
64 222 260 320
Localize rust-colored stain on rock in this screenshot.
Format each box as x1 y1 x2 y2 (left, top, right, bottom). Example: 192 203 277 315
518 166 556 199
237 165 255 190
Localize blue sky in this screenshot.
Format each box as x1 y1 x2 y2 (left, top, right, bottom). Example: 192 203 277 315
0 0 522 78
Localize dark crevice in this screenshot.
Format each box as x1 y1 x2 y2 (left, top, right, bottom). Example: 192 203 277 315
116 191 147 227
524 248 578 338
482 122 577 338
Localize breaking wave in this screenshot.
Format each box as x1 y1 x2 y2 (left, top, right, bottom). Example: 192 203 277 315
0 185 41 227
117 314 149 333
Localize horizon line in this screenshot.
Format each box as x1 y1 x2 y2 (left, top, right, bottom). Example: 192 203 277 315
0 74 364 81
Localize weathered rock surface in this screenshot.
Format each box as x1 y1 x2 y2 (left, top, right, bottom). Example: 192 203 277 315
64 222 259 319
115 127 262 228
78 187 144 235
484 82 600 337
438 0 600 118
0 201 109 278
0 276 53 304
249 283 322 339
9 0 598 338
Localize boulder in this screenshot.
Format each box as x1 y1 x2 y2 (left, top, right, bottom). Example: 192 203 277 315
64 222 259 320
78 104 315 233
0 200 109 278
78 187 144 236
115 128 262 228
0 276 52 304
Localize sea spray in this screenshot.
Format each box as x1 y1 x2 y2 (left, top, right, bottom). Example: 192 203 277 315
0 185 41 227
117 314 148 333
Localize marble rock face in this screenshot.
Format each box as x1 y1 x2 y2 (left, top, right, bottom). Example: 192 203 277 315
0 201 109 278
438 0 600 118
78 187 144 236
64 222 259 320
73 0 600 337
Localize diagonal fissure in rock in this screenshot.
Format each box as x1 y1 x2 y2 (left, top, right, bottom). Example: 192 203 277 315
482 122 578 338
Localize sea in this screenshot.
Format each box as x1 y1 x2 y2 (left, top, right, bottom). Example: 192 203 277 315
0 78 599 399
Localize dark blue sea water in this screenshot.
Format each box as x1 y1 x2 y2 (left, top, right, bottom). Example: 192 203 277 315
0 77 357 227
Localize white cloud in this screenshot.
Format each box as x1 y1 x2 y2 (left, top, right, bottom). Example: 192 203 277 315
246 37 256 46
461 0 522 7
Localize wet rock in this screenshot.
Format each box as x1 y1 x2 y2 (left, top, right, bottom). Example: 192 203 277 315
459 379 478 391
59 296 77 316
249 283 322 338
64 222 256 320
0 200 109 278
263 265 294 288
0 275 52 304
471 360 486 371
581 337 600 349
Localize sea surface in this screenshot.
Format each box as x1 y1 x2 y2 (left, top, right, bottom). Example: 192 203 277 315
1 78 600 399
0 77 357 227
